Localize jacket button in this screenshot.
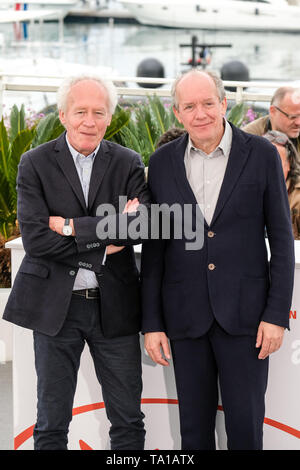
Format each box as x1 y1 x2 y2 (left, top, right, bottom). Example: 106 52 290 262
208 231 215 238
69 270 76 276
208 263 216 271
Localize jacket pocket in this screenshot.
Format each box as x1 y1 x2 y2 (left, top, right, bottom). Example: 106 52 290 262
19 260 49 278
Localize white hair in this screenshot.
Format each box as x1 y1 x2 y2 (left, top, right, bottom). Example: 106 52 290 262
57 74 118 115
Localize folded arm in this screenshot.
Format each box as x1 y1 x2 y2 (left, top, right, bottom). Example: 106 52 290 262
17 153 105 270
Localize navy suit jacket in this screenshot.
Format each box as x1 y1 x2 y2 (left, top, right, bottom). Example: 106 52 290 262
141 124 295 339
3 133 150 338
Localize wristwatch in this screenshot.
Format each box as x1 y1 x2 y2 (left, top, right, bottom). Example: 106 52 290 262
63 218 73 236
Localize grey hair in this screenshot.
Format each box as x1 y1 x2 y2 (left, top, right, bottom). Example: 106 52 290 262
57 74 118 114
271 86 297 106
171 69 226 110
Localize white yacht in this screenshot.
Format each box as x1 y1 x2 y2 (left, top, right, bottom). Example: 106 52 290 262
119 0 300 31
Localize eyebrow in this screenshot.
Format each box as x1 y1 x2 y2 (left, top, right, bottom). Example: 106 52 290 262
73 106 106 111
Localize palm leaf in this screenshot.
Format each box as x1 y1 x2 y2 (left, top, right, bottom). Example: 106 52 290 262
8 128 36 207
9 104 26 142
31 112 64 148
0 119 10 180
148 95 170 135
227 103 247 127
104 105 131 141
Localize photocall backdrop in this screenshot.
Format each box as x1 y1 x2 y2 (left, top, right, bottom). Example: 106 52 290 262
5 238 300 450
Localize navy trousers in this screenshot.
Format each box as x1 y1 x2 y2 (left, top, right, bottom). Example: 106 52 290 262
171 321 269 450
33 294 145 450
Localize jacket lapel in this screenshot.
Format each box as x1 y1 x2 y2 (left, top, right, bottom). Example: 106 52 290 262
210 124 252 226
54 133 87 212
170 133 209 230
171 133 199 206
88 140 111 210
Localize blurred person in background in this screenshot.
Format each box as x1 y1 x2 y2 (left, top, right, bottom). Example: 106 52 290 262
263 130 300 239
243 86 300 155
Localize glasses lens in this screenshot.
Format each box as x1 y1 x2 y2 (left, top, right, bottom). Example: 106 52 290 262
276 106 300 121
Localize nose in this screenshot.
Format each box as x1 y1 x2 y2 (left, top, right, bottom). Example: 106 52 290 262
293 115 300 126
83 113 96 127
193 104 207 119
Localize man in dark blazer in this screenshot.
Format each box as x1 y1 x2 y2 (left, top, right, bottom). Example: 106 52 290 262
141 70 295 450
3 75 150 450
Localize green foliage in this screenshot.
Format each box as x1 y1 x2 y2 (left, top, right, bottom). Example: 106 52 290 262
104 105 131 141
31 112 65 148
9 104 26 142
0 112 36 239
227 102 248 127
112 95 182 166
227 102 261 128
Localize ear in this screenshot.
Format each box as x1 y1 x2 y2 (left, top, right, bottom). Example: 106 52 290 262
107 113 112 127
59 109 66 127
173 105 182 124
269 105 276 119
221 96 227 116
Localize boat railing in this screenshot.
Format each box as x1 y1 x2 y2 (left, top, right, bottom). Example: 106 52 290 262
0 71 294 118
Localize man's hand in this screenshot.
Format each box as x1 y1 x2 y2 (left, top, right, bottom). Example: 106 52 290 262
106 198 140 255
49 216 75 236
144 332 171 366
123 197 140 213
49 198 139 245
106 245 124 255
256 321 285 360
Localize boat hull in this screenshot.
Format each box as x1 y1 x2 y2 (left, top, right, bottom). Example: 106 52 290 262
120 0 300 32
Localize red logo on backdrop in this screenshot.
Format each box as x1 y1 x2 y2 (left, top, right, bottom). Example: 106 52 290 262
290 310 297 320
14 398 300 450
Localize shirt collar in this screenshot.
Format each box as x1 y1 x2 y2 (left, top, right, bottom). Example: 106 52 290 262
65 134 100 163
187 118 232 158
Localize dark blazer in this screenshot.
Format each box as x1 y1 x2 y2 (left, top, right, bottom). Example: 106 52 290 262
141 124 295 339
3 133 150 338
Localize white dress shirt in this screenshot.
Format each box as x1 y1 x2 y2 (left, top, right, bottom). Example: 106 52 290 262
184 119 233 225
66 135 100 290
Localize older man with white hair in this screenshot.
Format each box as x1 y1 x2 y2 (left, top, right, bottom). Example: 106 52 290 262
3 74 150 450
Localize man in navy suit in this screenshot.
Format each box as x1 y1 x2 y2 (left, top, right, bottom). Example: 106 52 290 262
3 75 149 450
141 70 295 450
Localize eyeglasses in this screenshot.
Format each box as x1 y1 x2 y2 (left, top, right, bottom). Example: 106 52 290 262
274 106 300 121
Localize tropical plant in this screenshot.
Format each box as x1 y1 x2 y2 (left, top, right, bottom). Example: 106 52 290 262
113 95 183 166
0 105 37 286
0 105 36 239
227 102 262 127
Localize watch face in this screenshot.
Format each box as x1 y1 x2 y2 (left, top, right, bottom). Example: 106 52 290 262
63 225 73 236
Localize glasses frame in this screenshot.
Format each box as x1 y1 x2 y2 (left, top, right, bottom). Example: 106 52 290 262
273 105 300 121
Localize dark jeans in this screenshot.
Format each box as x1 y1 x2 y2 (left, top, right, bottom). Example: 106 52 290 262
171 321 269 450
33 294 145 450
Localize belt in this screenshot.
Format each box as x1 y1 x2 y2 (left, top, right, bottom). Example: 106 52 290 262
72 288 100 299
